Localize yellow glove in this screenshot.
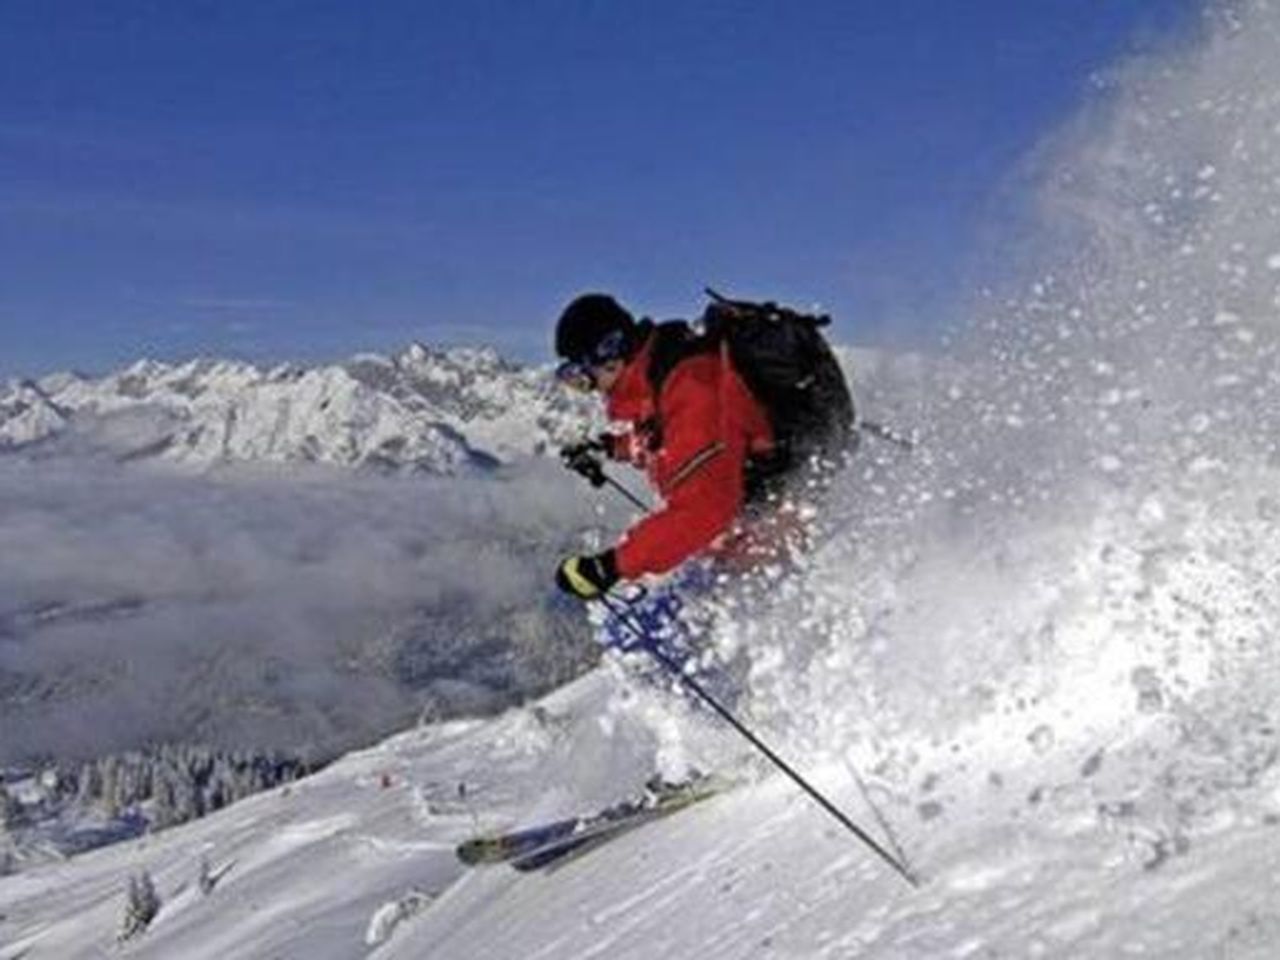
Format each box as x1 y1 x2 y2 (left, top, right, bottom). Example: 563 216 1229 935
555 551 620 600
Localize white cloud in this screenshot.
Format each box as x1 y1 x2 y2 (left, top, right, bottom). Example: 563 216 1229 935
0 457 618 766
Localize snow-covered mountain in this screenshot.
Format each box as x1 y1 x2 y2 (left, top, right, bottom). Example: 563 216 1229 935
0 342 591 473
0 380 68 449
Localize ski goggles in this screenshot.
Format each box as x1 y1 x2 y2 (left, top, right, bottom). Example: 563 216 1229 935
554 329 629 391
554 358 597 392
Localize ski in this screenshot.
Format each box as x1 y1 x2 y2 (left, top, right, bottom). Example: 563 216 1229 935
511 779 724 871
456 775 728 871
456 815 582 866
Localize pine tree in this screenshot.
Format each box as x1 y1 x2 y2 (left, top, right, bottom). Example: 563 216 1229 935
99 757 121 818
117 870 160 942
151 774 176 831
197 855 216 896
75 761 102 808
0 784 22 831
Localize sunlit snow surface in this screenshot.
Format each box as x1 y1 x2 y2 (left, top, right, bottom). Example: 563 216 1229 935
2 666 1278 959
5 1 1280 956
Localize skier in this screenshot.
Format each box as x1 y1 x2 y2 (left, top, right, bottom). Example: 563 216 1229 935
552 292 788 602
514 295 921 885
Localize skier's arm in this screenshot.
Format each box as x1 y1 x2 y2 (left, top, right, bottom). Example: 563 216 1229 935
614 367 743 579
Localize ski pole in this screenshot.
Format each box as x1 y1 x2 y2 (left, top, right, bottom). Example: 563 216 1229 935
598 594 920 889
601 472 649 513
561 444 651 512
858 419 916 452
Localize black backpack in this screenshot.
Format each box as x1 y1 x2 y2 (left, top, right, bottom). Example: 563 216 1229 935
647 288 856 480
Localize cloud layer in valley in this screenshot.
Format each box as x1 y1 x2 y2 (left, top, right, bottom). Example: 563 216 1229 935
0 456 620 767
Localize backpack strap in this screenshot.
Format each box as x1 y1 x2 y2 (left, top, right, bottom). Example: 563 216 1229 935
636 320 715 453
645 320 711 393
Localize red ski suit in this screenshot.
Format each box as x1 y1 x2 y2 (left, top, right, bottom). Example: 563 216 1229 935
605 332 774 579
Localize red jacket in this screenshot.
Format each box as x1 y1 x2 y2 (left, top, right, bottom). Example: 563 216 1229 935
605 330 774 579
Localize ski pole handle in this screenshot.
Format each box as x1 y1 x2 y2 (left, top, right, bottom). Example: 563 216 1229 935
559 442 650 512
561 442 608 487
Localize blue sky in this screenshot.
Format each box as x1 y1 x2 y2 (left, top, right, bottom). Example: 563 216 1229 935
1 1 1197 377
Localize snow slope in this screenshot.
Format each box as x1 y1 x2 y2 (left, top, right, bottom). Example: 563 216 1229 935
3 654 1278 960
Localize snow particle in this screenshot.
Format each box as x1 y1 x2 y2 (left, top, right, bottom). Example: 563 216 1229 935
916 800 945 821
1137 497 1166 526
1079 750 1105 779
1131 667 1164 713
1027 724 1056 755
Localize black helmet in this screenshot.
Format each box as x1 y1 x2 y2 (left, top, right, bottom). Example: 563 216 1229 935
555 293 638 364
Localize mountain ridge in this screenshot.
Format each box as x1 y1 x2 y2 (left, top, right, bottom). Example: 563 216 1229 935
0 342 594 473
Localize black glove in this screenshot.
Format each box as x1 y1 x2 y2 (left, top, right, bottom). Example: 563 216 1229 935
560 438 610 487
555 550 620 600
